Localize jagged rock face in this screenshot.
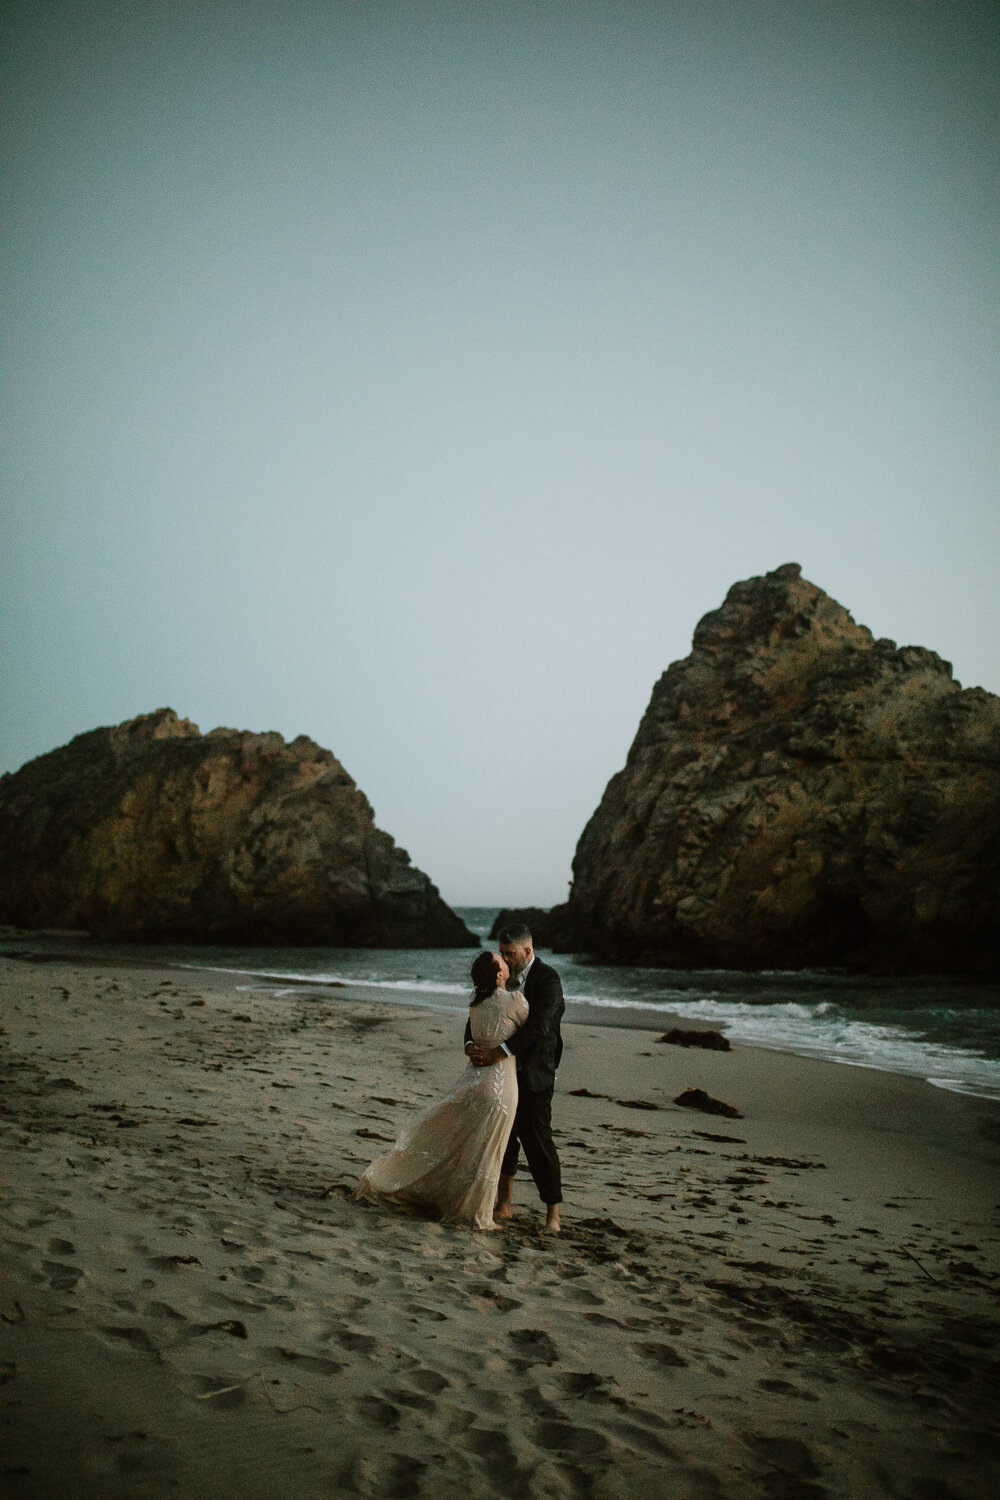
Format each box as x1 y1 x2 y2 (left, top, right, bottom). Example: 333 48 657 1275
562 565 1000 973
0 710 476 947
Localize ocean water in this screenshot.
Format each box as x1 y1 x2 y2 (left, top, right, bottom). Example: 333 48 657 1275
4 907 998 1102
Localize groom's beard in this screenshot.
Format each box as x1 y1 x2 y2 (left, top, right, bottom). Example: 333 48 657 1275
506 968 523 990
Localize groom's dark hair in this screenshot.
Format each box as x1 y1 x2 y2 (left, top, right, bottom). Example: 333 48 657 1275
498 922 532 945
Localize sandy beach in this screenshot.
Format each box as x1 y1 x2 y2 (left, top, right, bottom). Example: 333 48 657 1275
2 953 998 1500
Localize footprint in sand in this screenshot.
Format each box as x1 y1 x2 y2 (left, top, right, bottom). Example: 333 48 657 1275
533 1420 610 1459
410 1367 451 1394
636 1341 688 1368
758 1378 820 1401
144 1300 188 1323
149 1254 203 1271
483 1293 522 1314
100 1325 161 1358
193 1319 249 1340
383 1385 435 1413
404 1302 448 1321
262 1346 342 1376
562 1286 604 1305
324 1292 370 1314
43 1260 84 1292
443 1408 477 1437
602 1418 678 1461
462 1428 519 1464
332 1327 378 1355
339 1452 425 1500
355 1395 401 1430
743 1433 823 1485
231 1264 266 1284
508 1328 559 1365
549 1372 614 1408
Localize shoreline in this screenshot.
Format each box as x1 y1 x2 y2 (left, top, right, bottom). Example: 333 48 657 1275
2 954 999 1498
5 925 998 986
4 938 999 1106
7 936 1000 1128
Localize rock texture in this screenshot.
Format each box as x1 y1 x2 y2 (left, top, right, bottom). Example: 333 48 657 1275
0 710 476 947
558 565 1000 974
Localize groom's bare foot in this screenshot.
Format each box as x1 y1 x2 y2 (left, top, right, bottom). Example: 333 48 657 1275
544 1204 561 1233
495 1174 514 1220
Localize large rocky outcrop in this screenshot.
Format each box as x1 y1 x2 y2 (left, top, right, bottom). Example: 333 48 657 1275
558 565 1000 974
0 710 476 947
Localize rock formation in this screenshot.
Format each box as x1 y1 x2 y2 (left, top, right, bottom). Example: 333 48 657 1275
558 565 1000 974
488 907 570 949
658 1029 731 1052
0 709 477 947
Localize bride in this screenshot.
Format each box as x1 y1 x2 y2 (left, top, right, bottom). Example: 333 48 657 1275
354 951 527 1230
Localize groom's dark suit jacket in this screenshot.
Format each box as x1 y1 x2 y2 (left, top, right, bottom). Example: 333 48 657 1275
466 957 564 1095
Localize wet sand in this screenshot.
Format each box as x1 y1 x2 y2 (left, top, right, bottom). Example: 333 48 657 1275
1 953 998 1499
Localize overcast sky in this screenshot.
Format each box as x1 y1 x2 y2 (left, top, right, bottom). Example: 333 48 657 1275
3 0 997 907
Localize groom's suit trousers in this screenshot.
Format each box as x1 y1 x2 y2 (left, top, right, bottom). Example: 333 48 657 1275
501 1081 562 1204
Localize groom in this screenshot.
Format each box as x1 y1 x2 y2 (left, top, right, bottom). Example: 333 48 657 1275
465 922 564 1232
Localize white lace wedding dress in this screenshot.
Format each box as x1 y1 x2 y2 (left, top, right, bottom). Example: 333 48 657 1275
354 987 528 1230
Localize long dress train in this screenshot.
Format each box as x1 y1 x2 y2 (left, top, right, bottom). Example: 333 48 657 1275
354 988 528 1230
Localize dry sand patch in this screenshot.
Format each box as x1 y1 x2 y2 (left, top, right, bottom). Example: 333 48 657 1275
1 956 998 1499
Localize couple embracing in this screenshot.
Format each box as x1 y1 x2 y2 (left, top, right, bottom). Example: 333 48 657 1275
355 923 564 1233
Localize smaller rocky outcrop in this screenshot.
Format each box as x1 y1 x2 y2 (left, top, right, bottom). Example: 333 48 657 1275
658 1029 731 1051
488 907 574 949
674 1088 743 1119
0 709 476 948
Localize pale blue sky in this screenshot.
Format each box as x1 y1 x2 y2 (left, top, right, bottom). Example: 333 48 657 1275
3 0 998 906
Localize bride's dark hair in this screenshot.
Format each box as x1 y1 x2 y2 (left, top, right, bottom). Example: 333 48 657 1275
470 951 502 1004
